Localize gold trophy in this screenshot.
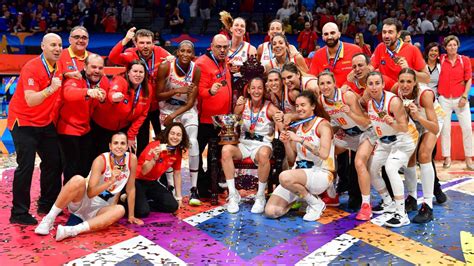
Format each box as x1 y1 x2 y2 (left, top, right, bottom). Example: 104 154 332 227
212 114 241 145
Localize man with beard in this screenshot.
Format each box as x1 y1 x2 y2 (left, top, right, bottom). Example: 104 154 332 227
56 54 109 184
58 26 90 79
108 27 171 156
8 33 63 225
195 34 232 199
309 22 362 87
309 22 362 208
371 18 429 83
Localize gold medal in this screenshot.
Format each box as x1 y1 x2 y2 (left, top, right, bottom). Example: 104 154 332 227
377 111 387 118
334 101 343 109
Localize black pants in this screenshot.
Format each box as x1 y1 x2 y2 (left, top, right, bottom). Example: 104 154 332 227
134 179 178 217
10 123 62 217
58 132 93 184
336 150 361 202
90 120 129 158
197 123 220 197
136 109 161 158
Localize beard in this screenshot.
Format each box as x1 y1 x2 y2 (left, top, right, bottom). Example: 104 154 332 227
326 37 340 48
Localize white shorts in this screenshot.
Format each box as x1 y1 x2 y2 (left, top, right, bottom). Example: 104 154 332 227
68 194 111 221
334 128 377 151
371 133 417 169
159 108 198 130
416 119 444 138
238 140 272 165
272 168 332 203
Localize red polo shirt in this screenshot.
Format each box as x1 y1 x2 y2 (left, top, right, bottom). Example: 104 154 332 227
438 54 472 98
195 52 232 124
309 42 362 87
92 75 150 140
136 140 182 181
58 47 89 74
56 75 110 136
7 56 62 129
371 41 426 82
108 42 171 111
297 30 318 53
344 74 396 96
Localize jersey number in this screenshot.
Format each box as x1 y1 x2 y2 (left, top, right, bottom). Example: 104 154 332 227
337 117 347 126
375 126 383 136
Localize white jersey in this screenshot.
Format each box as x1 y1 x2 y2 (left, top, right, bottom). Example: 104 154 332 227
159 59 197 112
260 41 273 67
295 117 335 172
97 152 131 204
267 56 296 72
368 91 418 140
228 41 252 65
301 76 318 91
240 99 274 145
321 88 368 131
398 85 445 125
273 88 296 113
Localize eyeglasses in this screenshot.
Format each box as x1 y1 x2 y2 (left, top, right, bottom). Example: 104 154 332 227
71 35 89 41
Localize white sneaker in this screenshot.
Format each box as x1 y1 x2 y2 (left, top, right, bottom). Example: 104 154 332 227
303 198 326 221
34 216 55 235
55 225 77 241
251 195 266 214
384 212 410 228
227 193 241 213
372 200 396 214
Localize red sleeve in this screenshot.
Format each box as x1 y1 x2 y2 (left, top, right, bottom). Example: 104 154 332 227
63 78 87 101
108 41 136 66
22 64 41 92
107 76 127 102
463 56 472 81
144 141 159 161
383 75 396 91
371 45 381 70
411 46 426 72
309 52 321 76
127 96 150 140
155 46 171 59
172 151 182 171
297 32 303 44
196 59 214 100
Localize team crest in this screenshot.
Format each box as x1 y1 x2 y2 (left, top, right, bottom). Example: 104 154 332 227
28 78 34 86
68 66 75 70
381 60 386 65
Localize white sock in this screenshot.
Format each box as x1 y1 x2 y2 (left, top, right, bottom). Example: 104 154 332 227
46 204 62 220
166 170 174 187
227 179 237 195
362 194 370 204
420 162 434 208
72 221 90 235
257 181 267 197
304 193 319 206
404 166 417 198
395 199 405 214
189 155 199 188
381 192 392 205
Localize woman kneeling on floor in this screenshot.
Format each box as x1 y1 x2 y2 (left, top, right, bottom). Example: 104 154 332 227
265 90 336 221
35 132 143 241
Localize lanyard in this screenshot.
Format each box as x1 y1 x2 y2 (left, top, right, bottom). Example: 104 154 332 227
71 57 78 71
373 92 385 112
41 54 56 80
324 88 338 103
288 115 316 128
279 89 285 111
210 51 226 79
386 39 402 59
249 100 264 132
86 77 101 89
326 42 342 71
132 84 142 109
139 52 155 75
175 59 193 82
228 41 244 59
110 153 125 168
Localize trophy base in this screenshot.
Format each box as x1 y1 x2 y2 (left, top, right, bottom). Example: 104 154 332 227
218 136 239 145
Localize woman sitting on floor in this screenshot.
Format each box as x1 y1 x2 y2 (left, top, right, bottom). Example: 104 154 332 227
35 132 143 241
265 90 336 222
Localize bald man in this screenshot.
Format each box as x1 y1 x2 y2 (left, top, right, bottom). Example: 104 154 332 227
309 22 362 87
195 34 232 199
57 54 109 184
8 33 64 225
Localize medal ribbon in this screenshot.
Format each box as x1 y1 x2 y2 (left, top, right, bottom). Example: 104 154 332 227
373 91 385 112
210 51 226 80
41 53 57 80
386 39 402 59
132 84 142 109
228 41 244 59
326 42 342 71
288 115 316 128
249 100 264 132
139 51 155 75
175 59 193 82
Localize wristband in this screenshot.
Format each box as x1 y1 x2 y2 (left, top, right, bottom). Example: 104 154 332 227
41 89 49 98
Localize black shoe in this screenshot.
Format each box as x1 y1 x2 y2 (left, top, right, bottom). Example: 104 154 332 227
405 195 418 212
348 196 362 210
412 203 433 224
189 187 202 206
434 187 447 204
37 205 52 215
10 213 38 225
